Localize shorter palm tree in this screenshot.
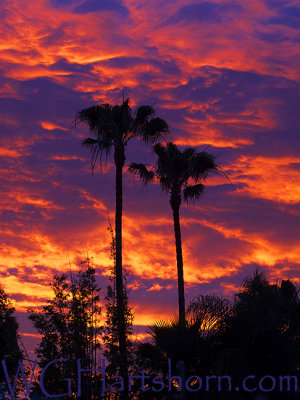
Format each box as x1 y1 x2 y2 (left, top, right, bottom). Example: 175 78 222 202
129 142 220 330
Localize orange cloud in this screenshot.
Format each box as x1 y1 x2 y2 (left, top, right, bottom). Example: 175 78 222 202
174 98 278 148
196 218 300 273
1 276 51 312
232 155 300 204
51 155 85 161
40 121 68 131
10 191 63 210
0 147 24 158
220 282 240 296
147 283 174 291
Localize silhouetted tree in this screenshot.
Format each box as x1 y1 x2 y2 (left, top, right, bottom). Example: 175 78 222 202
0 285 23 398
77 98 169 395
215 271 300 400
187 294 232 335
28 260 102 399
103 222 134 399
135 272 300 400
129 143 220 329
135 294 231 399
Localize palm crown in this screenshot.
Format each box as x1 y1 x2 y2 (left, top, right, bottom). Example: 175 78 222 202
129 142 219 205
77 99 169 169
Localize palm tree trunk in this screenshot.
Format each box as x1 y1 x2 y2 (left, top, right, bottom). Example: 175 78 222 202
115 148 128 399
171 203 186 330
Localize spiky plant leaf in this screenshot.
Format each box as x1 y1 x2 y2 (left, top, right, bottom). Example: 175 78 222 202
190 151 218 180
141 118 169 143
183 184 204 203
135 105 155 125
82 137 98 148
128 163 155 185
182 147 197 160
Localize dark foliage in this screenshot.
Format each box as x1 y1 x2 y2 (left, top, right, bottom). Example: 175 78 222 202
0 286 23 398
103 222 134 398
134 272 300 400
28 260 102 399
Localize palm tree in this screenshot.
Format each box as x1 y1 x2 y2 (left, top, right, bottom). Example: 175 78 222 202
129 142 219 330
136 295 231 399
76 98 169 395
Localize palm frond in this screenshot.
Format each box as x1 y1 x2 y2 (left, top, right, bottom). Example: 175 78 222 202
114 98 133 135
182 147 196 160
111 104 123 124
218 165 233 185
159 176 171 192
135 105 155 125
82 138 99 173
165 141 179 155
97 135 114 161
82 137 98 148
128 163 155 186
141 118 169 144
76 105 110 134
147 319 172 336
187 294 232 334
76 106 99 131
190 151 219 180
153 142 166 158
82 136 113 172
146 319 202 358
183 184 204 203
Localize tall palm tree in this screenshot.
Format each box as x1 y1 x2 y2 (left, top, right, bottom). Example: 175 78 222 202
76 99 169 394
129 142 219 330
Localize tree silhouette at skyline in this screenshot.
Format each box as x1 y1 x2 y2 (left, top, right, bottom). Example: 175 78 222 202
76 98 169 398
0 285 23 399
103 221 134 389
129 142 220 329
28 261 102 399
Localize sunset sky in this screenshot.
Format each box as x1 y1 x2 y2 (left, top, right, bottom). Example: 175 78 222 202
1 0 300 355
